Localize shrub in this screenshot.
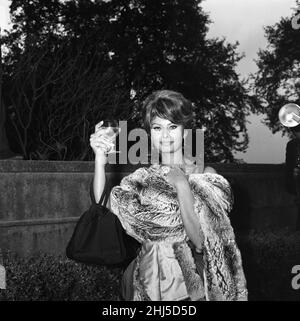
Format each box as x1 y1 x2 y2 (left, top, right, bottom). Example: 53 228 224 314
236 228 300 301
0 252 123 301
0 228 299 301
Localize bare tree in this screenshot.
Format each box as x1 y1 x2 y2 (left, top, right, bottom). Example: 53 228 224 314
6 37 131 160
0 28 18 159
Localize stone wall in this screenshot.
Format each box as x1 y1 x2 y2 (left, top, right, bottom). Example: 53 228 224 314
0 160 297 257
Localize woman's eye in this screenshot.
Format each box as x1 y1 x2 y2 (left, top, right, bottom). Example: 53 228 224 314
152 127 161 131
169 125 178 130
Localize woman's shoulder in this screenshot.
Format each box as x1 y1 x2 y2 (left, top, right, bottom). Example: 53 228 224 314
124 166 151 181
117 166 150 190
189 163 217 174
188 165 232 198
132 166 150 174
203 166 217 174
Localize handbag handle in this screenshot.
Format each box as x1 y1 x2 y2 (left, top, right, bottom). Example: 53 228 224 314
90 175 111 207
100 179 110 207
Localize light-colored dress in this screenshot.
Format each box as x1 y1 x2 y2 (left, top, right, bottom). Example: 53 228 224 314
110 164 248 301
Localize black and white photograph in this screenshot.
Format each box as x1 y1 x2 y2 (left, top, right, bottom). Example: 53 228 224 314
0 0 300 307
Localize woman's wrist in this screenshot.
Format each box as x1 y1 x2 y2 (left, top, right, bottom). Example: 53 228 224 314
95 153 107 165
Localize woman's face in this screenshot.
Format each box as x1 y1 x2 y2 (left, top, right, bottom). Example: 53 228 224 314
150 116 186 154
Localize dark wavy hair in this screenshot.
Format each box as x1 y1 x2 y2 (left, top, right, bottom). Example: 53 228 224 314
142 90 194 134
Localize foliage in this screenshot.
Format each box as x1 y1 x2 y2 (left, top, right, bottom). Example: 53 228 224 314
1 229 299 301
2 0 256 161
253 1 300 136
0 252 123 301
236 228 300 301
3 36 130 160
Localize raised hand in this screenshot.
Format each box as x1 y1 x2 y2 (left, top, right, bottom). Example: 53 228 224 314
89 121 116 163
166 166 188 188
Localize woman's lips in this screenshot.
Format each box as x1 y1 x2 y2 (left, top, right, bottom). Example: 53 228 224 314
160 141 174 145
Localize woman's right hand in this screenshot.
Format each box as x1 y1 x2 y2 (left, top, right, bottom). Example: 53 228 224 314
90 121 116 164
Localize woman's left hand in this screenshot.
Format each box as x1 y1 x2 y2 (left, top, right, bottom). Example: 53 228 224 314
166 166 188 188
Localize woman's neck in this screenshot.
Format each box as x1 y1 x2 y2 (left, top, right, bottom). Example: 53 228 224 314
161 151 185 166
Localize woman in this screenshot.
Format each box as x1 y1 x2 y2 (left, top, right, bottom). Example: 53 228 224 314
90 90 247 301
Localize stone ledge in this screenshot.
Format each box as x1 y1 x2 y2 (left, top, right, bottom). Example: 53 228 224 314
0 217 79 227
0 160 286 173
0 160 297 257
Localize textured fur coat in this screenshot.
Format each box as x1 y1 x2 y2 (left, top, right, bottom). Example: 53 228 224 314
110 164 248 301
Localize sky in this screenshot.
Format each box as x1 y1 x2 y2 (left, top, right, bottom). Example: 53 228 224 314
201 0 298 163
0 0 299 163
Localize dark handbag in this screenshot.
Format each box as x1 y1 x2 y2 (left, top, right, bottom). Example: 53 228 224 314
66 179 140 266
